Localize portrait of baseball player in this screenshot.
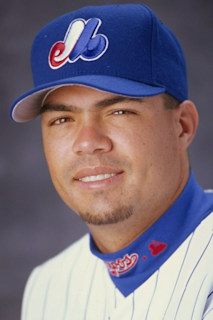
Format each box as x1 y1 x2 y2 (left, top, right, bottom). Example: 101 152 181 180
9 3 213 320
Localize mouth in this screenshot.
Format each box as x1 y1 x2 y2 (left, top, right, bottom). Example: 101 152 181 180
79 173 116 182
73 167 123 189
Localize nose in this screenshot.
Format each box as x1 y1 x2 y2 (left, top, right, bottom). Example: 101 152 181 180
72 122 113 155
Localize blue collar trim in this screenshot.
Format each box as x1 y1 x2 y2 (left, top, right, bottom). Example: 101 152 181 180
90 172 213 296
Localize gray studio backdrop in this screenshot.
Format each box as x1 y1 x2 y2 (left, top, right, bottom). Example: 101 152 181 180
1 0 212 318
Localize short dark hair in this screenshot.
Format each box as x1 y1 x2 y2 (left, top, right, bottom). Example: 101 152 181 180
163 93 181 109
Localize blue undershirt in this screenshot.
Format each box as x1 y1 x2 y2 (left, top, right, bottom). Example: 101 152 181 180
90 171 213 297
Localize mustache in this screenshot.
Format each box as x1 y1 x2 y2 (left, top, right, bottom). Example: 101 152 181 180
70 155 132 172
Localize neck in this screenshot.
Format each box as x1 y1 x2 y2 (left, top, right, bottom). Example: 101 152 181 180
88 217 150 254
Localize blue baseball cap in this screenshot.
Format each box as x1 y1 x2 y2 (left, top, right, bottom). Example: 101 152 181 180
10 4 187 122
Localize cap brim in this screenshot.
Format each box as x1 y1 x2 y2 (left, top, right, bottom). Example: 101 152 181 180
10 75 165 122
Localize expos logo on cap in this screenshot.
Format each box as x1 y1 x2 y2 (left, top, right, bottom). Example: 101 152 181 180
49 18 109 69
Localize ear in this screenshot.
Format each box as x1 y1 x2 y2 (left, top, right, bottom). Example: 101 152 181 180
175 100 199 150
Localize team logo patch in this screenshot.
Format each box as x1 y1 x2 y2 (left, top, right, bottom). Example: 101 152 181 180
149 240 167 256
106 253 139 277
105 240 167 277
49 18 109 69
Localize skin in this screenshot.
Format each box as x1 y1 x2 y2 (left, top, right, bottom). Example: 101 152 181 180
41 85 199 253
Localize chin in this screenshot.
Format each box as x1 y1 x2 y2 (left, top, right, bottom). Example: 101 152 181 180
77 206 134 226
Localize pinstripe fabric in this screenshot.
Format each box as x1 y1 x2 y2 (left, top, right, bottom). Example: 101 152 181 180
21 211 213 320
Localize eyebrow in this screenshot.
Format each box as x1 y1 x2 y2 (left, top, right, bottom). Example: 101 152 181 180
40 95 143 114
95 96 143 108
40 103 75 114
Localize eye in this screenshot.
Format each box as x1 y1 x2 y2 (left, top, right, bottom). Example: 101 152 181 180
50 116 73 126
113 110 136 115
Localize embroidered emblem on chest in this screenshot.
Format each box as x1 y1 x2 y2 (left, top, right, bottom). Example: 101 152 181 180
105 253 138 277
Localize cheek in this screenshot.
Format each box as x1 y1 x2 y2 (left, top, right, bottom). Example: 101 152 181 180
42 138 74 203
111 127 145 162
42 135 71 180
147 124 179 174
130 121 178 173
111 126 152 178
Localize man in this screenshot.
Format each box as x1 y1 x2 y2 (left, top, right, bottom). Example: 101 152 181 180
11 4 213 320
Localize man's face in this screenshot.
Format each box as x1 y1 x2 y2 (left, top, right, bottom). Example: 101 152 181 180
41 85 185 227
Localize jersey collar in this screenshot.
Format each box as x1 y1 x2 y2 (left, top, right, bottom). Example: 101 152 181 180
90 171 213 296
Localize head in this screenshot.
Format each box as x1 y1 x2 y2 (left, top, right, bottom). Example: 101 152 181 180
11 4 199 228
40 85 198 228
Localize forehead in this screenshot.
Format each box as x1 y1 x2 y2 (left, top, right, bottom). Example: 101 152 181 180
42 85 165 111
42 85 143 113
44 85 134 104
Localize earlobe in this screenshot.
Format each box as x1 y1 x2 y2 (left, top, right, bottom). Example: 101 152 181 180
177 100 199 149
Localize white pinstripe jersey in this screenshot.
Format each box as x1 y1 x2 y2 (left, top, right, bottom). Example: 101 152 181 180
21 214 213 320
21 176 213 320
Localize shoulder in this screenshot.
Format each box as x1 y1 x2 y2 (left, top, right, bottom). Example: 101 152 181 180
192 209 213 255
43 233 90 264
21 234 106 319
23 233 95 298
32 233 91 276
174 210 213 279
199 203 213 236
